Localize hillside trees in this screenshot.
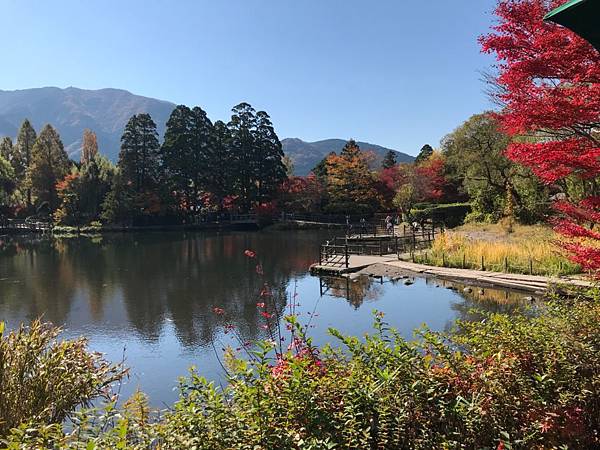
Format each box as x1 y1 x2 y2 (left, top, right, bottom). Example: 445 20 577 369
481 0 600 270
381 150 397 169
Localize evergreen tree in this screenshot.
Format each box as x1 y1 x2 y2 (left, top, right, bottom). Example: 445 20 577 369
28 124 71 211
162 105 214 213
312 152 335 179
254 110 287 204
14 119 37 206
415 144 434 165
228 103 257 210
118 113 160 193
0 137 13 164
381 150 397 169
80 129 99 165
205 120 234 210
0 155 15 207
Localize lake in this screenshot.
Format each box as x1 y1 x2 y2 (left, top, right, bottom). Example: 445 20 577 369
0 230 524 405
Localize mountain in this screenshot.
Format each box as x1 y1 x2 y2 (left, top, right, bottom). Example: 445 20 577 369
0 87 415 173
282 138 414 175
0 87 175 160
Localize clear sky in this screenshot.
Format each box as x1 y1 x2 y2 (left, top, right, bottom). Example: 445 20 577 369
0 0 498 155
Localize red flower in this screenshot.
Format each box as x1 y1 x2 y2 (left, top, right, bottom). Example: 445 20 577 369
212 307 225 315
244 250 256 258
256 302 266 308
261 311 273 319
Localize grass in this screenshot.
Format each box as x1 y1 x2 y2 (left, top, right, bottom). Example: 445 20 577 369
415 223 581 276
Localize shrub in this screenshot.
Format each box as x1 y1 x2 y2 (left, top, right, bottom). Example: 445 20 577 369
0 320 126 438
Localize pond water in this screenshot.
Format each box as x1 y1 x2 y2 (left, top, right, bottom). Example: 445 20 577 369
0 230 524 405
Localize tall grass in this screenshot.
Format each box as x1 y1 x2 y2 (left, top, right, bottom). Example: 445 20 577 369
416 225 581 276
0 320 126 437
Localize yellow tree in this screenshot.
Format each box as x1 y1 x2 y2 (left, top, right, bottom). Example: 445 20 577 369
325 140 382 214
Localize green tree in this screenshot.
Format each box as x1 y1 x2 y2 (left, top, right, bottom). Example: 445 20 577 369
442 113 549 223
381 150 397 169
0 155 16 210
162 105 214 213
118 113 160 193
414 144 433 165
228 103 286 210
311 152 335 180
27 124 71 212
14 119 37 207
0 137 13 163
254 110 287 204
205 120 234 210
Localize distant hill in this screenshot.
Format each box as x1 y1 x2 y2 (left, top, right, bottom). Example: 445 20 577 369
282 138 414 175
0 87 175 160
0 87 415 173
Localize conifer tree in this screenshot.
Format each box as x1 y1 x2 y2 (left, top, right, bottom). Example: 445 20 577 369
206 120 234 210
28 124 71 211
14 119 37 206
414 144 434 165
381 150 397 169
118 113 160 193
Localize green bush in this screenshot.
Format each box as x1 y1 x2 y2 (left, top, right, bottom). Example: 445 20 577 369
411 202 471 228
3 295 600 449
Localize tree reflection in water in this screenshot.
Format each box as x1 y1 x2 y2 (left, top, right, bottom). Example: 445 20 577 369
0 231 330 348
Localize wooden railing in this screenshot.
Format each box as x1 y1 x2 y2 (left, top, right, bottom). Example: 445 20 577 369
318 224 440 269
0 219 52 232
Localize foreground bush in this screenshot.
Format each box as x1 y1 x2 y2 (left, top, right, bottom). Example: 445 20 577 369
0 320 126 438
3 294 600 449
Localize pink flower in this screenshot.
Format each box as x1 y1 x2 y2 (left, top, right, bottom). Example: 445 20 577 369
212 307 225 315
244 250 256 258
261 311 273 319
256 302 266 308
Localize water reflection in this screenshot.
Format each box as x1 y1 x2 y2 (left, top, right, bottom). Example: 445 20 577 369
0 231 530 404
0 231 328 348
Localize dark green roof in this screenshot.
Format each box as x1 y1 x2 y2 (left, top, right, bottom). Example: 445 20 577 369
544 0 600 51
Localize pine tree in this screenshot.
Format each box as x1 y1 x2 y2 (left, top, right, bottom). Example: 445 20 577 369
118 113 160 193
28 124 71 211
14 119 37 206
381 150 397 169
80 129 99 165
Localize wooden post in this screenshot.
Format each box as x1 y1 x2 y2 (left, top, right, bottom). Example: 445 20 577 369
442 252 446 267
462 253 466 269
345 244 349 268
504 256 508 272
529 257 533 275
379 240 383 256
481 255 485 271
319 245 322 265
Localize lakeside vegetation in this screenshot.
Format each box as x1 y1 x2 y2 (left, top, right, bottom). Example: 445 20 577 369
415 223 581 276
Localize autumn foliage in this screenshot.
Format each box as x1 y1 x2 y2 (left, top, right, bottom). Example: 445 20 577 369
481 0 600 272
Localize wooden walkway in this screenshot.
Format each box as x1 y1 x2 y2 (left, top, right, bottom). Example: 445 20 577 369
310 255 594 293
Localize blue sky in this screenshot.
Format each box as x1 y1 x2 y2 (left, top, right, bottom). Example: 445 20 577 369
0 0 498 155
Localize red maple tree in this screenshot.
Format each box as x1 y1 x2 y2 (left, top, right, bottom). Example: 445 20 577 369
481 0 600 272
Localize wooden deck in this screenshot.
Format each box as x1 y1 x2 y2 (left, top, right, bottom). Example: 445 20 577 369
311 255 594 293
